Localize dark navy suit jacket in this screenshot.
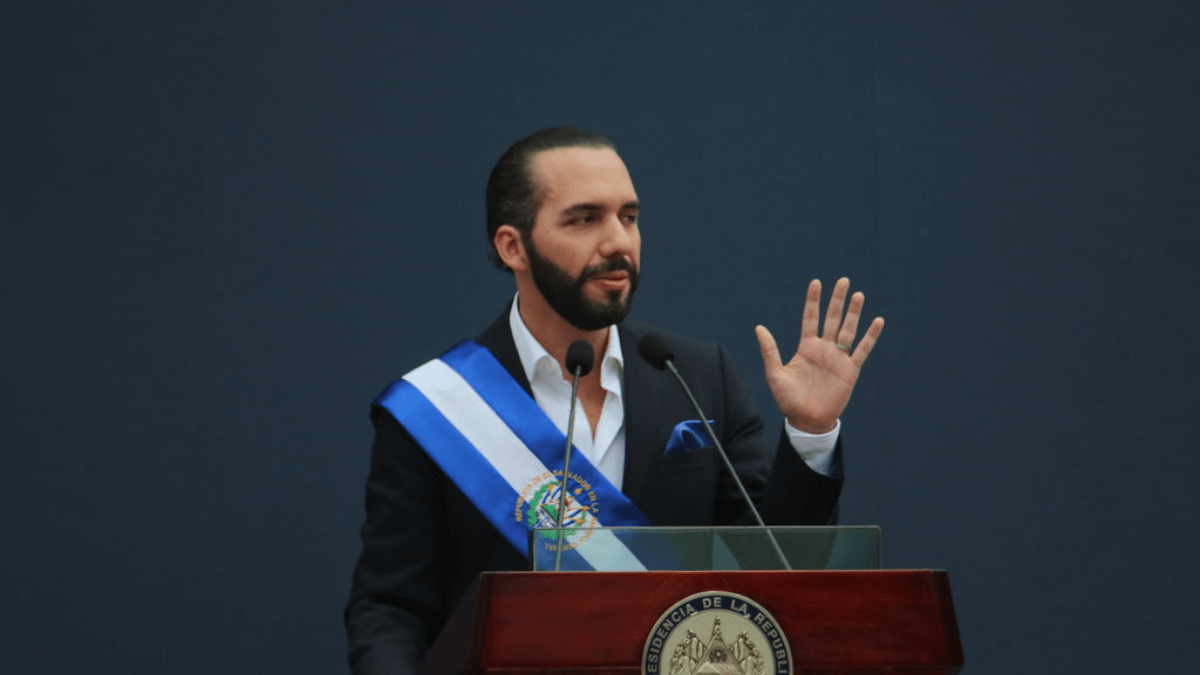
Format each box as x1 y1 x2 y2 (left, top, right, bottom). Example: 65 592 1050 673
344 308 844 674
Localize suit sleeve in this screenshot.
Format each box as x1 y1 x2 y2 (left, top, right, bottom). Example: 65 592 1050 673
344 408 445 675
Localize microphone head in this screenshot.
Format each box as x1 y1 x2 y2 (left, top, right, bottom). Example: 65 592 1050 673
565 340 595 377
637 334 674 370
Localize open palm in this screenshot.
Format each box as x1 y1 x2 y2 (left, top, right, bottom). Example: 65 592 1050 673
755 278 884 434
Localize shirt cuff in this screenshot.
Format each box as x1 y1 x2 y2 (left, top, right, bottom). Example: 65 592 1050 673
784 418 840 477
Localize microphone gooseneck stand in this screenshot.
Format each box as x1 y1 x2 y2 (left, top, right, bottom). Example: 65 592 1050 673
553 340 595 571
637 334 792 571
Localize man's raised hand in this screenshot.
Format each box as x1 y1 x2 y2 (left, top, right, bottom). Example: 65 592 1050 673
754 277 885 434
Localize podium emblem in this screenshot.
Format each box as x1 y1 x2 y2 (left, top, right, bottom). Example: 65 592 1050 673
642 591 791 675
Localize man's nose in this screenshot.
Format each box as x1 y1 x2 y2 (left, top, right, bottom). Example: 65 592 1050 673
597 214 636 257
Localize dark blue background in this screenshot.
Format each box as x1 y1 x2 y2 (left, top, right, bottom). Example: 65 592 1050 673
5 2 1197 673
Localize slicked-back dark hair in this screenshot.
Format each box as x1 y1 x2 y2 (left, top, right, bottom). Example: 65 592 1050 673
485 126 616 271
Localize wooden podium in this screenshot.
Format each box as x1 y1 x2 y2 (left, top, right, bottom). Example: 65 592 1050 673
422 570 963 674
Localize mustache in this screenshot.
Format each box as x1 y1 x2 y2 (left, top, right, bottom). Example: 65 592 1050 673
579 257 638 281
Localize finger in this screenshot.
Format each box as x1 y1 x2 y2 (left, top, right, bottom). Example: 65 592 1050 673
837 291 865 350
851 317 885 367
799 279 821 341
755 325 783 370
821 277 850 340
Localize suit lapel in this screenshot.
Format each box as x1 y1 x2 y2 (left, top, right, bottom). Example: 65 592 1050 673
473 302 535 398
619 322 672 501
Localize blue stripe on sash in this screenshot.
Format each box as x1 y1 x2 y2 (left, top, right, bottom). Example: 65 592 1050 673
438 340 651 528
375 376 590 568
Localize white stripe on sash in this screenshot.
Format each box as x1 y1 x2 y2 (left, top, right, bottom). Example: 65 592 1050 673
404 359 646 572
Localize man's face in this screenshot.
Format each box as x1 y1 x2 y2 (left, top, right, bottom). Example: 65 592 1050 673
523 147 642 331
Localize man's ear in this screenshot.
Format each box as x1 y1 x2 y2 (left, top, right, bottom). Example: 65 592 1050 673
494 225 528 272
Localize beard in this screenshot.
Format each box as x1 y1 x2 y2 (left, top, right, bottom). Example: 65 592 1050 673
524 236 640 332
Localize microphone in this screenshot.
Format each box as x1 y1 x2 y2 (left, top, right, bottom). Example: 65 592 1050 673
554 339 595 570
636 334 674 370
637 334 792 570
565 340 596 378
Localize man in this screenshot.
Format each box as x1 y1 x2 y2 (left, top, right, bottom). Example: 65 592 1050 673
344 127 884 674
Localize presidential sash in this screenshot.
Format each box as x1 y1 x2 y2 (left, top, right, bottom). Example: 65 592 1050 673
374 340 655 571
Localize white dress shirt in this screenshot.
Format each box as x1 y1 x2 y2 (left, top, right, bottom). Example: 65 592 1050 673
508 296 838 490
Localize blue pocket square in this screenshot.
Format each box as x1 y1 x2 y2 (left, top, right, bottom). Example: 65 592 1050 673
663 420 715 456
